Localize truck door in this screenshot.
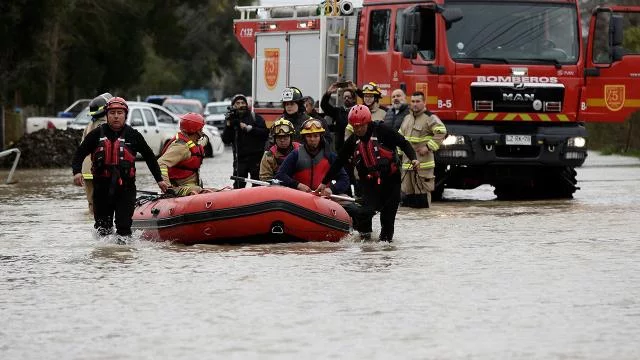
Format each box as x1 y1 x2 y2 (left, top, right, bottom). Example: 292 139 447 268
396 5 442 111
581 6 640 123
358 7 393 102
288 31 321 100
255 34 288 105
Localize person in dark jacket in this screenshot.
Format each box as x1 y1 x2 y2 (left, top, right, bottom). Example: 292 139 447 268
303 96 324 121
316 105 420 242
280 86 311 135
72 97 169 238
275 118 349 196
321 81 357 151
383 88 410 131
222 94 269 188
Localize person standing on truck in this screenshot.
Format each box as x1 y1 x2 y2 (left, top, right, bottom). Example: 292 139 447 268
157 112 214 196
383 89 410 132
72 97 169 239
274 118 349 196
399 91 447 208
222 94 269 189
321 81 357 151
259 118 300 182
80 92 113 214
316 105 420 242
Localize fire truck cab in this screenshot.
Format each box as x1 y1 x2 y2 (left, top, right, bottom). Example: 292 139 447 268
234 1 640 200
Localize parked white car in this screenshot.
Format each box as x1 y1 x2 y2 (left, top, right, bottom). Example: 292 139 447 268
68 102 224 157
204 101 231 131
25 99 91 134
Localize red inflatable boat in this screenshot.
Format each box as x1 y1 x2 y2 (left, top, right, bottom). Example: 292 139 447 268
131 186 352 245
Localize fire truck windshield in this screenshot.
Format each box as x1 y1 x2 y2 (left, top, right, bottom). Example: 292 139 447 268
446 2 578 65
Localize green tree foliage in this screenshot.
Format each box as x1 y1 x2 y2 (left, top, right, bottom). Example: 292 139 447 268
1 0 255 112
0 1 47 103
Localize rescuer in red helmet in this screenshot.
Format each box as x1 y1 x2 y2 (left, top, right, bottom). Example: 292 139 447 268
157 112 216 196
316 104 420 242
71 96 169 240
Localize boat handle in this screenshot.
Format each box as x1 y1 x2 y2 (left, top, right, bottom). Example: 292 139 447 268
205 201 212 209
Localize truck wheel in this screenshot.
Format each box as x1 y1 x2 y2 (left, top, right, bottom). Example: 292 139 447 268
205 142 213 158
431 164 447 201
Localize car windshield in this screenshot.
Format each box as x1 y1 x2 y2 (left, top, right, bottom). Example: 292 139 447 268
164 103 202 114
206 105 228 115
446 1 578 64
70 107 92 126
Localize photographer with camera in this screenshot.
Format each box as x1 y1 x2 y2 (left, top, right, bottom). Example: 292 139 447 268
222 94 269 189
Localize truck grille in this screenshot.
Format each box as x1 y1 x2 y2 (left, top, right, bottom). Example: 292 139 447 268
471 82 564 113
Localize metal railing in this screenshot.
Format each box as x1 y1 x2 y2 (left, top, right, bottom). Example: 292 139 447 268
0 148 21 184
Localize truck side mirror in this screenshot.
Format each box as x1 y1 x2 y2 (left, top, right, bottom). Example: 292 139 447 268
402 44 418 59
612 46 624 62
404 12 422 45
610 14 624 61
610 14 623 47
442 7 463 30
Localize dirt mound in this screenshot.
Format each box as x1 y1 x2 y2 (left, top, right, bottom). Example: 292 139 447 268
1 128 83 168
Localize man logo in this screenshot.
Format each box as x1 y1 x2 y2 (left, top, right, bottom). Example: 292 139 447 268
503 93 535 101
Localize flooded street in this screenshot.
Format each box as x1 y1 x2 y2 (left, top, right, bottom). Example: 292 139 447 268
1 149 640 359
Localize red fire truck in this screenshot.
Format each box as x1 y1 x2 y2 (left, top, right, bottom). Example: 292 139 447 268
234 0 640 199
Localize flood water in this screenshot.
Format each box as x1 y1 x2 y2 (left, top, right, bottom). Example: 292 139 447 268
1 149 640 359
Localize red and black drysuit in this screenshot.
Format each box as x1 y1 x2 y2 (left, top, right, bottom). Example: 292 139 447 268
321 122 417 241
72 123 163 236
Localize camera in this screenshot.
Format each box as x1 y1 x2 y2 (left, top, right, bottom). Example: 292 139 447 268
225 106 238 119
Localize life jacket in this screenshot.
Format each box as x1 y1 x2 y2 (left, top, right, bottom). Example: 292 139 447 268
91 126 136 181
353 125 399 184
269 142 300 167
293 145 331 190
161 132 205 180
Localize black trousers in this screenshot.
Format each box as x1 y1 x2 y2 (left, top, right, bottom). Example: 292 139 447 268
233 155 262 189
93 179 137 236
345 178 401 241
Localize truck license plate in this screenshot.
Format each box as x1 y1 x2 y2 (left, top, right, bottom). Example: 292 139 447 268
505 135 531 145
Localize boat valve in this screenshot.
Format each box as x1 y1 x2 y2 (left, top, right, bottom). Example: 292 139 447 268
271 221 284 235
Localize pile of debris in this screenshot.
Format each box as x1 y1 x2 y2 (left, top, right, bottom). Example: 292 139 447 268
1 128 83 168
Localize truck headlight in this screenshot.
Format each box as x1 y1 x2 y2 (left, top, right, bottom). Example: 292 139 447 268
442 135 464 146
567 137 586 148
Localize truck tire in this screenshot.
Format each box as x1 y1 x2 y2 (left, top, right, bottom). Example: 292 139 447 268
431 164 447 201
204 142 213 158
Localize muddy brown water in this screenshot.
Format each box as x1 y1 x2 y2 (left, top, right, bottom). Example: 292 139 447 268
1 149 639 359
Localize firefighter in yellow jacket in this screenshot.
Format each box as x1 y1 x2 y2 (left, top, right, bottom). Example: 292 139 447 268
399 91 447 208
157 113 213 196
81 92 113 213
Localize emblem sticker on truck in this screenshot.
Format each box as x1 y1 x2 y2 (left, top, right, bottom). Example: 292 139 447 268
264 48 279 90
604 85 625 112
